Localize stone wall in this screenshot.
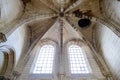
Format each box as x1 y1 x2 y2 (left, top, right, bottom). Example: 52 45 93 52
2 25 30 65
94 23 120 80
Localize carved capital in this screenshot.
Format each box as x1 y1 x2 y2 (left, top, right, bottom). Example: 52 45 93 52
0 33 7 43
10 71 21 80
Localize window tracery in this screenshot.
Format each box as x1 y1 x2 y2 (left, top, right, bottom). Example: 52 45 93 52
33 45 55 74
68 44 89 74
32 39 92 79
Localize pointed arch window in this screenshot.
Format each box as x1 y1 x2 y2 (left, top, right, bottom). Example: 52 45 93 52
68 45 89 74
33 45 55 74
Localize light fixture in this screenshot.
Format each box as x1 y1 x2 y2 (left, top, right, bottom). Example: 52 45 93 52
78 18 91 28
73 9 92 28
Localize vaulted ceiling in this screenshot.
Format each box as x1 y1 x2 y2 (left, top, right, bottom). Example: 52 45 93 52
1 0 120 46
21 0 101 43
1 0 120 80
1 0 100 41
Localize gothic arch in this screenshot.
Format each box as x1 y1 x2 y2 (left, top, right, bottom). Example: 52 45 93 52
28 39 58 79
64 39 105 79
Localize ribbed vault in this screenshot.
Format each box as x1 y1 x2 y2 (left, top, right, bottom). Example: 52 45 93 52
1 0 120 80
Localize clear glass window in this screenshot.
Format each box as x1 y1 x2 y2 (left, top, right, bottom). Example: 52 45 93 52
33 45 55 74
69 45 89 74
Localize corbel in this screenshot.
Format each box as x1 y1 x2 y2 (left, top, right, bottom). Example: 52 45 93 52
0 33 7 43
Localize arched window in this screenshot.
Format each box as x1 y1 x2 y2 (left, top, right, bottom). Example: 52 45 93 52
33 45 55 74
68 45 89 74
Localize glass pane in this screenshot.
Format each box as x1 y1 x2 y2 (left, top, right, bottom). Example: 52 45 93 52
33 45 55 74
69 45 89 74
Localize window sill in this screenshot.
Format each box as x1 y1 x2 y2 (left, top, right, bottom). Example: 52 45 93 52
71 73 92 78
29 74 53 79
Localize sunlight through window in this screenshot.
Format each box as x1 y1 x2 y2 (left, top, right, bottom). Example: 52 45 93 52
33 45 55 74
69 45 89 74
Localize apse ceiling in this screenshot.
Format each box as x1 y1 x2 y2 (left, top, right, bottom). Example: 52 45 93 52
21 0 101 43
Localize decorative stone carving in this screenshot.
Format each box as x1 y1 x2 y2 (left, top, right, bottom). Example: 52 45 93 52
10 71 21 80
0 33 7 43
